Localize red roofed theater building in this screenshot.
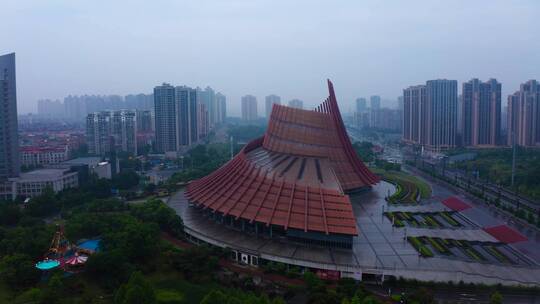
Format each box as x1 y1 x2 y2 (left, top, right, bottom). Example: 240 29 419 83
185 80 378 249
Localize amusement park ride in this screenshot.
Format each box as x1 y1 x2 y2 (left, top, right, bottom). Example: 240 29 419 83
35 224 96 272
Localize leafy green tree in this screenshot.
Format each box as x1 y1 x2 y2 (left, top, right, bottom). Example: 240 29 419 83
25 186 58 217
0 254 41 289
113 170 140 190
408 287 435 304
130 199 183 237
172 246 219 281
359 296 379 304
304 271 324 292
155 290 183 304
271 297 286 304
42 272 64 303
86 198 127 213
94 179 114 198
102 220 159 262
13 288 42 304
118 152 142 171
353 142 375 163
490 291 503 304
65 213 112 241
0 201 23 226
336 277 357 298
0 224 52 259
200 290 228 304
145 183 157 194
200 289 275 304
86 250 134 289
115 271 156 304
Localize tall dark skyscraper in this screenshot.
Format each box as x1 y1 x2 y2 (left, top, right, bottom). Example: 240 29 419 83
370 95 381 110
462 79 501 147
402 85 427 145
136 110 153 133
402 80 457 150
86 111 112 156
199 86 216 128
507 80 540 147
355 97 367 113
154 83 177 153
425 79 458 150
176 86 199 146
216 92 227 123
154 84 200 153
265 94 281 118
241 95 258 121
0 53 20 179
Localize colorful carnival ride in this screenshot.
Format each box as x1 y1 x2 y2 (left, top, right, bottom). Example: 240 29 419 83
35 224 98 273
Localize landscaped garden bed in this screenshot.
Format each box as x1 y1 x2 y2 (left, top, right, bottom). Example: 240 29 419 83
379 171 431 204
384 211 467 229
407 236 434 257
406 237 531 266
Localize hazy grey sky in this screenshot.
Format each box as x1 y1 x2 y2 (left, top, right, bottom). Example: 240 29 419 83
2 0 539 115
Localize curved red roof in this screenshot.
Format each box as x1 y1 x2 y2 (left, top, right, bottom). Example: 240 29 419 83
186 80 379 236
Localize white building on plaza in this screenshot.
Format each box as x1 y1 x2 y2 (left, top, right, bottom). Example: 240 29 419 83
9 168 78 198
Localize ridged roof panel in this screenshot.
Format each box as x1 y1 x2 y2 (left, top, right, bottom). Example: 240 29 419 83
186 80 378 236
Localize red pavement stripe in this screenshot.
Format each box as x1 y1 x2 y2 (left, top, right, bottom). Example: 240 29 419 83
442 196 471 211
483 225 528 244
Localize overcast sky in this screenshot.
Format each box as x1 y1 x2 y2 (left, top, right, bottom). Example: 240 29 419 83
2 0 539 116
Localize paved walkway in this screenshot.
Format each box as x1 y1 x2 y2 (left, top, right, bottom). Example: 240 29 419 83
169 180 540 286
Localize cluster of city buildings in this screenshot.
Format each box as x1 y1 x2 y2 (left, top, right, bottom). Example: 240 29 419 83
37 83 228 158
86 110 139 156
402 78 540 150
83 84 227 157
240 94 305 121
18 130 86 167
1 53 109 200
153 84 226 155
37 93 154 120
353 95 402 132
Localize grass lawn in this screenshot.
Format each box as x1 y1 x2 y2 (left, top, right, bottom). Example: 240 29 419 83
385 171 431 199
376 169 432 199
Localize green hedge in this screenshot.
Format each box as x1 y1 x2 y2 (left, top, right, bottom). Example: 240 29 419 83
407 237 434 257
385 171 432 204
484 246 511 264
427 237 451 255
440 212 460 227
423 215 440 228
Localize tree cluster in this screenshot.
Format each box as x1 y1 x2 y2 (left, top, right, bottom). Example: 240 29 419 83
353 141 375 163
200 289 285 304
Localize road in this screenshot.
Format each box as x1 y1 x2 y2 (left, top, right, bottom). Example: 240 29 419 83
346 125 404 164
366 285 540 303
442 168 540 214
